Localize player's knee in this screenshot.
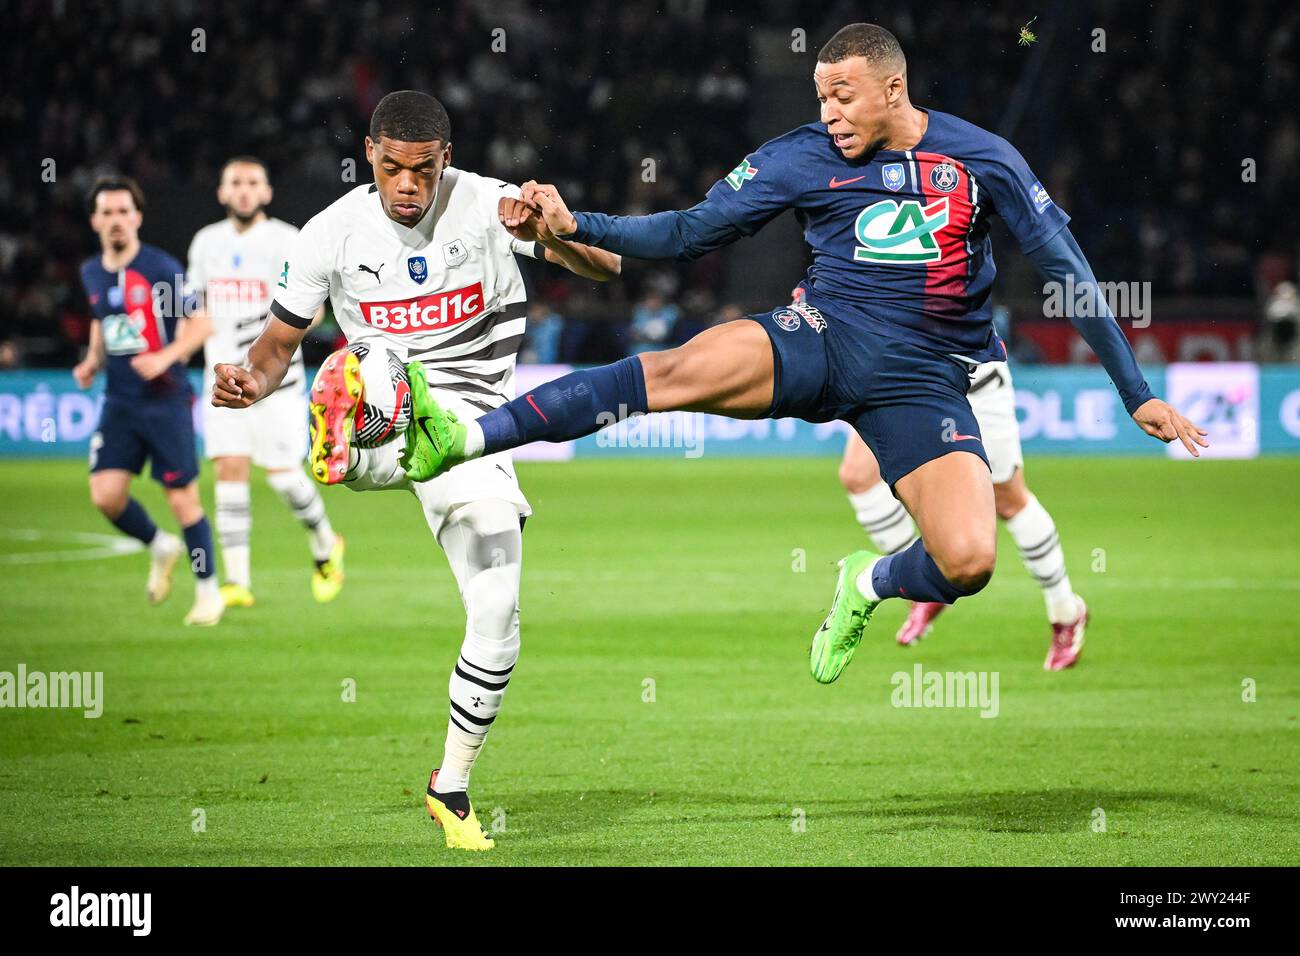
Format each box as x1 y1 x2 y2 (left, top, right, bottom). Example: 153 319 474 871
935 539 996 594
838 459 878 494
993 475 1030 521
464 566 520 641
89 483 126 518
166 486 203 526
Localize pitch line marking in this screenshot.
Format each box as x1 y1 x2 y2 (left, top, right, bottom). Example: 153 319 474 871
0 528 144 565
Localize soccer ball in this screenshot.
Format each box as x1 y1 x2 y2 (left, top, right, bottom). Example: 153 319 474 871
349 343 412 447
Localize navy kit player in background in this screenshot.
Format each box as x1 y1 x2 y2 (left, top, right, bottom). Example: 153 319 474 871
413 22 1208 682
74 176 223 626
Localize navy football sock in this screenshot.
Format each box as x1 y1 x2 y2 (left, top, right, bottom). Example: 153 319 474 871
479 357 648 455
182 517 216 580
111 498 158 545
870 538 983 604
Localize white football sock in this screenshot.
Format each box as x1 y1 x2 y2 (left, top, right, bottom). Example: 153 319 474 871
1004 493 1079 624
432 499 522 793
214 480 252 587
266 469 336 562
855 557 885 603
343 444 410 492
148 529 181 558
462 420 485 459
847 483 918 555
195 575 219 600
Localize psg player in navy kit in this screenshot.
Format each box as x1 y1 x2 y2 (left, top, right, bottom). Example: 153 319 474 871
75 176 222 626
409 23 1208 682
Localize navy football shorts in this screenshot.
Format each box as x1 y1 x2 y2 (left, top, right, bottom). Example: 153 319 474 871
754 301 990 487
90 397 200 488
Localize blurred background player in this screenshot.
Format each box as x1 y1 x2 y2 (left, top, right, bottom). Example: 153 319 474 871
73 176 221 626
838 372 1087 670
211 91 620 850
187 157 344 608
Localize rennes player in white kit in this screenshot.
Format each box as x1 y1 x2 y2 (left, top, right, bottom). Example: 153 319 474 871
189 157 345 608
212 92 620 851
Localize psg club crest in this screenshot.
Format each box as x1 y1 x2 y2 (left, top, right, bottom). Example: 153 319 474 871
772 309 801 332
882 163 905 192
930 163 959 192
442 239 468 268
407 256 428 284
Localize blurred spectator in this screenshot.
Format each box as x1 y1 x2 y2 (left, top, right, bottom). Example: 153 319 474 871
627 290 680 356
712 303 746 328
1261 281 1299 362
521 301 565 365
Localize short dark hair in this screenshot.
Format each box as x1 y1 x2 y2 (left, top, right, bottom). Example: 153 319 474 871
87 175 145 215
817 23 906 74
369 90 451 145
221 155 270 180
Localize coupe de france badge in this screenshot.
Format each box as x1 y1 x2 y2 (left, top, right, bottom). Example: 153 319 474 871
442 239 468 268
882 163 905 192
408 256 429 284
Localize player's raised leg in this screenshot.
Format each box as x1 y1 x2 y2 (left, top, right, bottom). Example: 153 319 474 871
308 346 364 485
995 469 1088 670
89 468 183 605
812 448 997 683
837 432 944 646
422 497 524 851
401 318 775 479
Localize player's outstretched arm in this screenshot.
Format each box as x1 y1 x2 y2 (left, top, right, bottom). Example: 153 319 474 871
211 315 305 409
512 180 746 263
498 193 620 281
1025 226 1208 456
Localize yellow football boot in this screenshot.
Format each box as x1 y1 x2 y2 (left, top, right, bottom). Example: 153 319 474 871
425 770 495 851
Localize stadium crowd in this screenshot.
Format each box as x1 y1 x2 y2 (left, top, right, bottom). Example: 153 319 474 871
1 0 1296 368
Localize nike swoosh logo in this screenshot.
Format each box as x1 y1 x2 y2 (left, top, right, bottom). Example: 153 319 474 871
829 175 866 188
525 393 548 423
952 432 981 442
417 416 442 451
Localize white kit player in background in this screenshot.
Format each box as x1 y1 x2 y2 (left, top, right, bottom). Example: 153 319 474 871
188 157 345 607
210 92 620 850
838 357 1090 670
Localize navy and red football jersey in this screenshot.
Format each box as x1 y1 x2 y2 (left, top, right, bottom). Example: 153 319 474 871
702 108 1070 362
79 243 195 401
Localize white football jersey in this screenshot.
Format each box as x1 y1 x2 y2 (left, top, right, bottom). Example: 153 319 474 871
188 216 307 393
270 168 541 412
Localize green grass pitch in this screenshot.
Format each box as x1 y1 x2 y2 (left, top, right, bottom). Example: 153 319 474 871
0 455 1297 866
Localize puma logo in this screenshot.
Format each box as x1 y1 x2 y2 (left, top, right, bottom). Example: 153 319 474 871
358 262 383 283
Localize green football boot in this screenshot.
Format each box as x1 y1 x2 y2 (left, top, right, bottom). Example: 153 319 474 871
400 361 468 482
809 550 881 684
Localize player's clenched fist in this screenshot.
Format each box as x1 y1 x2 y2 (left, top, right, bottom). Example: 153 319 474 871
211 363 261 408
519 181 578 237
498 196 555 243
